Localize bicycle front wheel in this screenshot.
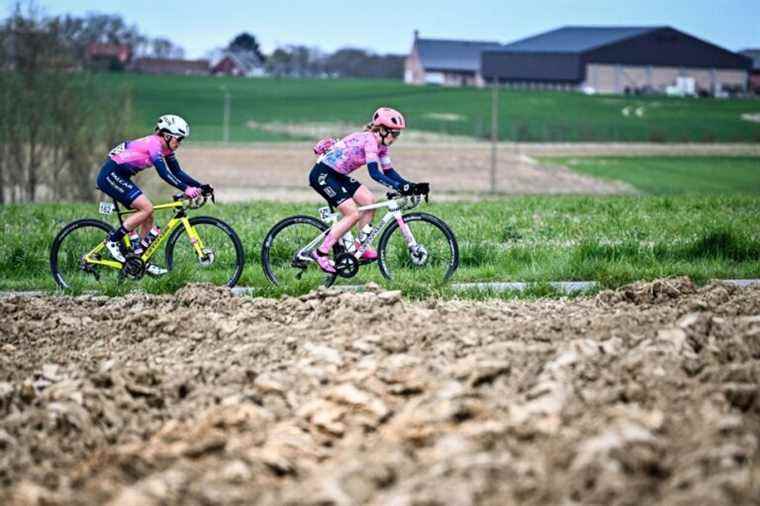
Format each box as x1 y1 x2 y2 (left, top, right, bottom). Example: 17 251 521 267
165 216 245 288
261 215 336 290
377 212 459 283
50 219 121 290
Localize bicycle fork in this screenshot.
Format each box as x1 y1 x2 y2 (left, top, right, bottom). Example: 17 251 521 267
179 217 210 262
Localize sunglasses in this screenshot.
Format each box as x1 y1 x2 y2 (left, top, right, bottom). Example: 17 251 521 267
388 129 401 138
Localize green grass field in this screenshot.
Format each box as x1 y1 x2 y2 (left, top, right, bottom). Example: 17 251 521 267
551 156 760 194
94 73 760 143
3 194 759 298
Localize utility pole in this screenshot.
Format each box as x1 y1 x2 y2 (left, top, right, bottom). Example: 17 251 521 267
490 85 499 193
221 85 231 144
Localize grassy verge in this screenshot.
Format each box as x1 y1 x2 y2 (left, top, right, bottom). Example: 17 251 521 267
548 156 760 195
2 195 759 298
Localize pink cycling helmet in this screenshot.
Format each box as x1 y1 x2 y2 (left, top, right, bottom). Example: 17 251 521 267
372 107 406 130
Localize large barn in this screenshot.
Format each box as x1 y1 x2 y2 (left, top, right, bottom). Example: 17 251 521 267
404 31 502 86
481 26 752 94
740 49 760 93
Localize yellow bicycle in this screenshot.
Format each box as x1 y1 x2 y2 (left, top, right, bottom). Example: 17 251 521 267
50 188 245 289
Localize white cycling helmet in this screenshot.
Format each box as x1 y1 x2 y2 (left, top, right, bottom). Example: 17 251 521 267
155 114 190 138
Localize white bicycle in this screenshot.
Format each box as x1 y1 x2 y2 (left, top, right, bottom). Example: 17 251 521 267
260 188 459 289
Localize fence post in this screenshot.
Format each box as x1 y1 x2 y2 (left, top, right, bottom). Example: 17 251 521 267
490 85 498 193
221 85 231 144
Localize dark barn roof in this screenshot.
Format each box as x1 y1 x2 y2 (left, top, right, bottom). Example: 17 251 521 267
415 38 503 72
483 26 753 83
500 26 659 53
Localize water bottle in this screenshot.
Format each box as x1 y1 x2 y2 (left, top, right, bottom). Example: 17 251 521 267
341 230 357 253
356 224 373 245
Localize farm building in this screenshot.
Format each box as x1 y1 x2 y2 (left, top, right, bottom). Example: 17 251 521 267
130 57 210 75
740 49 760 93
211 50 266 77
86 43 132 70
481 26 753 95
405 30 502 86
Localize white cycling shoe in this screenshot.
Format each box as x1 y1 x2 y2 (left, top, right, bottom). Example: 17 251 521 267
146 263 168 276
105 240 126 262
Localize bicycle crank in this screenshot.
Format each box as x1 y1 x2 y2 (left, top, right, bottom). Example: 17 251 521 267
335 252 359 278
122 254 145 280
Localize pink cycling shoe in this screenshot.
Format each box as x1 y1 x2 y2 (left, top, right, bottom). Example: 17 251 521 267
356 245 378 261
311 249 336 273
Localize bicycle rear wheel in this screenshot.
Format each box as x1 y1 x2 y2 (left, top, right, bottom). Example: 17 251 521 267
261 215 337 290
50 219 121 290
165 216 245 288
377 212 459 283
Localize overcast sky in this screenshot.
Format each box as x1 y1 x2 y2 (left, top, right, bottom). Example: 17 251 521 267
12 0 760 58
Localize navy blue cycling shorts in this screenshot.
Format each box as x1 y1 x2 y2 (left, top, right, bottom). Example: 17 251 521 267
309 162 362 208
97 158 143 207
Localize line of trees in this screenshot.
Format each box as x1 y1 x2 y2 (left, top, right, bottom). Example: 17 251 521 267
0 3 132 203
58 11 185 64
265 45 404 79
207 34 404 79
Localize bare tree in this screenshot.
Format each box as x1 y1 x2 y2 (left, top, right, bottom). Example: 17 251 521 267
149 37 185 59
0 2 132 203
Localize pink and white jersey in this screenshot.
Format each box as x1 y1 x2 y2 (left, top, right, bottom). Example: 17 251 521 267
319 131 392 175
108 134 173 172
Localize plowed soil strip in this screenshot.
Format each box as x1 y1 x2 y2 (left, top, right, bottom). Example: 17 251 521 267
2 278 760 504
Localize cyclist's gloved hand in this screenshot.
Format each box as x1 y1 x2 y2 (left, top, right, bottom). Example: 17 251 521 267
184 186 202 198
414 182 430 195
400 183 416 196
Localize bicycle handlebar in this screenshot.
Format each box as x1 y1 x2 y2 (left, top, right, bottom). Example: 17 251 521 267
172 185 215 208
387 187 429 203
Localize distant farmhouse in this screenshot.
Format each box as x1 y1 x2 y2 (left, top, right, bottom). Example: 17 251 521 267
740 49 760 93
407 27 753 95
130 57 210 75
86 43 132 70
211 50 266 77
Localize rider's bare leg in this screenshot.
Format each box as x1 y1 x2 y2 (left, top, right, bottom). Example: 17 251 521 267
124 195 153 236
317 198 360 253
139 212 155 238
352 185 375 230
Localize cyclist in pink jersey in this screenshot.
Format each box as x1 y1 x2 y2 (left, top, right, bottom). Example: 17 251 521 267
308 107 428 273
97 114 207 273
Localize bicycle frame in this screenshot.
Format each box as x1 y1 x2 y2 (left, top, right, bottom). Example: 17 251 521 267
83 198 208 271
297 195 423 262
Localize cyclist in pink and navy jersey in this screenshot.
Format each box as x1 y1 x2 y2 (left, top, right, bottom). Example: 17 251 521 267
309 107 428 273
97 114 207 274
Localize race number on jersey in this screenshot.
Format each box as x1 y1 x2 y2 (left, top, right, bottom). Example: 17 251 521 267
108 142 127 157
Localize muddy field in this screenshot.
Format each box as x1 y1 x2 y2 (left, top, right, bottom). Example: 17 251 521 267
1 278 760 505
171 142 633 202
